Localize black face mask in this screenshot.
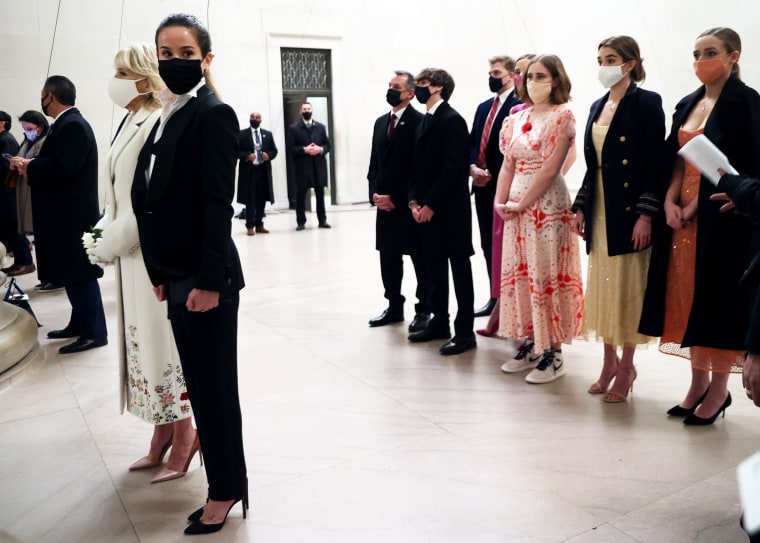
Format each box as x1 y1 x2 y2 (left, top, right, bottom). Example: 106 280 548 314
386 89 403 107
250 120 261 129
415 85 431 104
301 111 312 121
41 93 52 116
489 75 505 93
158 58 203 95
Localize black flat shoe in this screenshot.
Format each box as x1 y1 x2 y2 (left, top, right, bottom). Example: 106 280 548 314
667 387 710 417
439 335 477 356
473 298 496 318
408 324 450 343
184 497 248 535
58 337 108 354
408 313 431 333
683 392 732 426
368 309 404 327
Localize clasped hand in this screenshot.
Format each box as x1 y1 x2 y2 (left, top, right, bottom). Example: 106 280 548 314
373 193 395 211
494 201 521 221
304 143 322 156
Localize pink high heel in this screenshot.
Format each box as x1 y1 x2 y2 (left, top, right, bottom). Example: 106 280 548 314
150 431 202 483
129 431 173 471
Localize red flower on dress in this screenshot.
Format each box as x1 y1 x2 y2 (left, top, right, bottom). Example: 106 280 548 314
522 122 532 133
180 392 189 401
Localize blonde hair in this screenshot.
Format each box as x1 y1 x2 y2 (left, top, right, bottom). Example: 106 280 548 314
114 42 165 111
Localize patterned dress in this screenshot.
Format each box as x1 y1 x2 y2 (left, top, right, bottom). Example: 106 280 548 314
583 123 653 347
497 104 584 351
659 128 743 373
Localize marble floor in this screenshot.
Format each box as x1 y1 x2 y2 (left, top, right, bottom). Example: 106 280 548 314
0 206 757 543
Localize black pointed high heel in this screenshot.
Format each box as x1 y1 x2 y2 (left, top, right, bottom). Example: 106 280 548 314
184 495 249 535
683 392 731 426
666 387 710 417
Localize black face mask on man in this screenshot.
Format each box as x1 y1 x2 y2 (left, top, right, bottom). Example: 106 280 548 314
41 93 52 116
250 120 261 129
415 85 431 105
159 58 203 95
489 75 505 93
386 89 403 107
301 111 312 121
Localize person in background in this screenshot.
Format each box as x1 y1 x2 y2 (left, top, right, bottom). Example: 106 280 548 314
237 111 278 236
132 13 247 534
287 102 331 230
494 54 584 384
639 27 760 425
0 111 26 275
469 56 521 321
571 36 665 402
86 42 197 484
11 76 108 354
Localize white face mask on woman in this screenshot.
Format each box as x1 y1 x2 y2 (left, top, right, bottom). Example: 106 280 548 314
108 77 146 108
598 65 626 88
23 129 39 142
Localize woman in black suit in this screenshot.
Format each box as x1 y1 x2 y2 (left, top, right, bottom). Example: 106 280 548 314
571 36 665 402
640 27 760 425
131 13 247 534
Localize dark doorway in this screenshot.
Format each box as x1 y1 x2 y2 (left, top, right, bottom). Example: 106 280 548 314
281 48 336 211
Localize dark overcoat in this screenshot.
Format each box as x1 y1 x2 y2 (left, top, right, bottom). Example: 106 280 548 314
236 127 278 204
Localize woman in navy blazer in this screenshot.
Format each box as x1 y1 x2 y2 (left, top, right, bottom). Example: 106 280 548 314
639 27 760 425
571 36 665 402
131 14 246 534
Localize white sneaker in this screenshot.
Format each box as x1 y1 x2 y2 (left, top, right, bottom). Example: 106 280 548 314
525 350 565 384
501 340 541 373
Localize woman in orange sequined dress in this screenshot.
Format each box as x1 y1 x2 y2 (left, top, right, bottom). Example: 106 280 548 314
640 28 760 425
494 55 584 385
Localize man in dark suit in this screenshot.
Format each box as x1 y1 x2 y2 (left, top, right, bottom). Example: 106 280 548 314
14 76 107 353
408 68 476 356
0 111 24 275
367 70 430 331
286 102 331 230
469 55 520 318
237 112 278 235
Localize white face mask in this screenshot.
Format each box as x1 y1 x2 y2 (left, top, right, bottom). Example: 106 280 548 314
23 129 39 142
598 65 626 89
108 77 146 108
526 81 552 104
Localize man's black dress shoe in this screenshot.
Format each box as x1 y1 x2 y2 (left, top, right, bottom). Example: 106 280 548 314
318 222 332 229
439 335 477 356
408 325 451 343
296 224 305 231
408 313 431 333
235 208 247 220
368 309 404 327
47 327 80 339
58 337 108 354
473 298 497 318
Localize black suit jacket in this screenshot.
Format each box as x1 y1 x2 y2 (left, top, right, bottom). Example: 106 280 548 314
640 75 760 348
367 106 423 254
572 83 665 255
237 127 278 204
27 108 103 284
469 89 521 195
409 101 474 257
286 119 331 188
132 85 244 296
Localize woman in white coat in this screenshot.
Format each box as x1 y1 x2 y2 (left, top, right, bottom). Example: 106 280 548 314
88 43 198 483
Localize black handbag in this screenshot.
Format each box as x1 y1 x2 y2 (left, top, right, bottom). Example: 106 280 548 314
4 278 41 326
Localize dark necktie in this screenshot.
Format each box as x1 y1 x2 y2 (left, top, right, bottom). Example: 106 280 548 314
387 113 397 139
477 98 500 167
422 113 432 131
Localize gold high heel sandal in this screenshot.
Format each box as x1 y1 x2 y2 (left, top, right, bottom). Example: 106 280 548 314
151 431 202 483
588 357 620 394
603 366 637 403
129 430 173 471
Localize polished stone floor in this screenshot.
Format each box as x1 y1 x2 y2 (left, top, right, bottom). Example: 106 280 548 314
0 206 757 542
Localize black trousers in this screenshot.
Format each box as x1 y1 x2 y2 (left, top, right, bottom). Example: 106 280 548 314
296 183 326 226
244 169 268 229
378 250 430 314
64 279 107 339
169 291 247 501
428 254 474 337
473 184 496 288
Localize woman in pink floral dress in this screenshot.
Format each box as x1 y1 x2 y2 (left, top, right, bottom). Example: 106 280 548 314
494 54 584 384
